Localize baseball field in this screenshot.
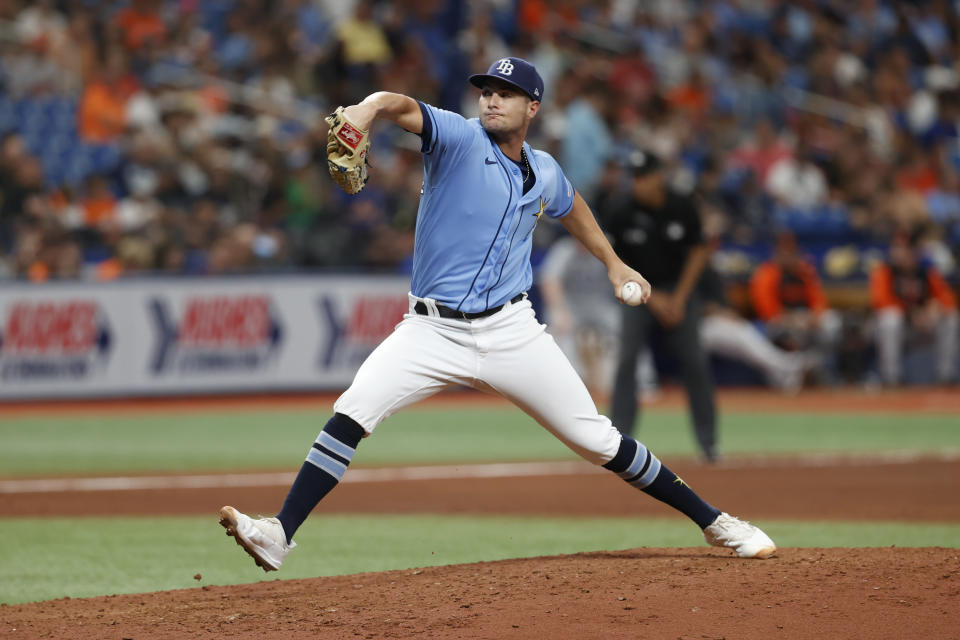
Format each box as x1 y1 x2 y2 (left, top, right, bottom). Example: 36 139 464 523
1 388 958 639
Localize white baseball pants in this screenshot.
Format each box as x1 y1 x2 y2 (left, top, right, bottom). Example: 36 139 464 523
334 294 623 465
700 313 803 388
875 307 959 384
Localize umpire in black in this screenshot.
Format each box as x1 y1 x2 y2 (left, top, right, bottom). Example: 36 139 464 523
603 150 718 462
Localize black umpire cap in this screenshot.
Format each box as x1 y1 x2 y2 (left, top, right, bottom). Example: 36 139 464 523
469 57 545 102
627 149 662 176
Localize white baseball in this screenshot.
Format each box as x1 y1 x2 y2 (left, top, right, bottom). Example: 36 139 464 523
620 281 644 306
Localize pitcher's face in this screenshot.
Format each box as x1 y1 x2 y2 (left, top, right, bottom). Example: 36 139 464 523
479 80 538 137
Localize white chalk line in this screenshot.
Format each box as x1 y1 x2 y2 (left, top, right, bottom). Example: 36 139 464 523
1 450 958 495
0 461 598 494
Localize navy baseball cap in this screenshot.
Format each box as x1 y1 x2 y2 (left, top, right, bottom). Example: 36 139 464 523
469 57 544 102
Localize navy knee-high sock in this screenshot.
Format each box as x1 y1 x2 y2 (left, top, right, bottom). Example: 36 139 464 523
276 413 365 543
602 435 721 529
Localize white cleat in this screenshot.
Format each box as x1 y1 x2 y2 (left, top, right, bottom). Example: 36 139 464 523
704 512 777 559
218 505 296 572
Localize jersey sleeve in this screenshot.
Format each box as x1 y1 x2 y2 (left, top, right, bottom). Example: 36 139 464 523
536 152 575 218
418 102 473 156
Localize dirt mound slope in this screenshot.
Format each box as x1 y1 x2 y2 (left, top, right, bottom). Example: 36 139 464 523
3 547 958 639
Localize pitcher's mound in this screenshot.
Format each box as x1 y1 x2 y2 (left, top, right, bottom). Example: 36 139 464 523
4 547 958 639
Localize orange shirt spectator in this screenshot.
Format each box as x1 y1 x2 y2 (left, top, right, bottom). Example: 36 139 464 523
114 1 167 52
896 166 938 194
78 52 138 142
666 71 711 120
870 243 957 311
747 233 842 378
869 230 959 385
79 81 128 141
750 260 829 321
518 0 577 32
518 0 548 31
198 84 229 114
667 84 709 112
895 145 938 194
81 176 117 227
750 234 829 321
27 260 50 282
95 257 123 281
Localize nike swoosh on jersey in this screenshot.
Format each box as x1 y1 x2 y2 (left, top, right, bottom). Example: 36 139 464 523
485 158 496 164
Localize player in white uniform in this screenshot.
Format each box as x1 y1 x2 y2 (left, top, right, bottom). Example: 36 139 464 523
218 58 776 570
540 235 659 395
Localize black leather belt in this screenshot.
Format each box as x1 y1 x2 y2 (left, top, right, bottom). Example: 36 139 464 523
414 292 525 320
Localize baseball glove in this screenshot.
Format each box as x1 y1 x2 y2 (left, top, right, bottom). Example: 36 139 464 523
325 106 370 194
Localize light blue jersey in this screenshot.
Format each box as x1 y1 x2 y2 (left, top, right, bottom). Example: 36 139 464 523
411 102 575 313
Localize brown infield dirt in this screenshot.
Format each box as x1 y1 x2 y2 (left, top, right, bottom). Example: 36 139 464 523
1 388 959 639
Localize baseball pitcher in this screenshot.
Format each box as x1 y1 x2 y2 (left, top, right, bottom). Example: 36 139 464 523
219 57 775 570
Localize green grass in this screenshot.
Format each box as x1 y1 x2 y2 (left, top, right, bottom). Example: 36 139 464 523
0 407 570 476
2 514 958 605
2 406 958 477
2 404 957 605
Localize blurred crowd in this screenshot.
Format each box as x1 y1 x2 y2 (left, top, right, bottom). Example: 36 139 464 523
1 0 960 293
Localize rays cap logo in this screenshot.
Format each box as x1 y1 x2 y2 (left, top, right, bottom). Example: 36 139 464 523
469 56 544 102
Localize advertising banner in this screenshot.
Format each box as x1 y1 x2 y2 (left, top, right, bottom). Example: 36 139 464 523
0 275 410 398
